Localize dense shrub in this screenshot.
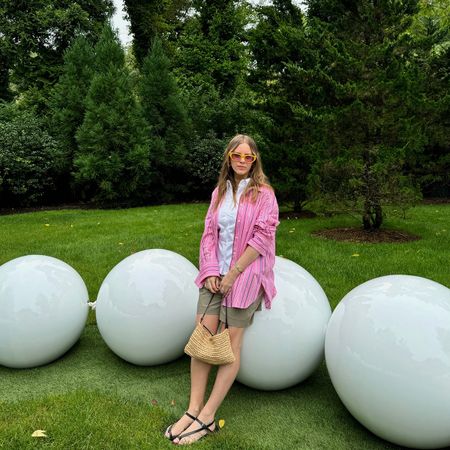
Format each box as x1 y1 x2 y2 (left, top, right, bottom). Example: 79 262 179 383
0 104 63 207
188 131 227 196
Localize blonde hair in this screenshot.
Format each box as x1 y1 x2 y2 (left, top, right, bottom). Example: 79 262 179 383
214 134 271 210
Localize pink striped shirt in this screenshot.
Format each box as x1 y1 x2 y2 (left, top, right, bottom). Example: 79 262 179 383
194 185 279 309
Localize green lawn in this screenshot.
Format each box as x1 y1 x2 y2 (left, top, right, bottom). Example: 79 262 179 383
0 203 449 449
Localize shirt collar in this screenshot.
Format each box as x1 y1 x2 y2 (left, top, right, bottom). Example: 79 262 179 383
226 178 251 191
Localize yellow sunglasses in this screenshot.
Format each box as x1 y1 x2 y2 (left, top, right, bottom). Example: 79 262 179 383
228 151 257 164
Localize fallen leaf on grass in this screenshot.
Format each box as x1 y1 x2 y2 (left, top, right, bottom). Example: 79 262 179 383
218 419 225 429
170 399 176 406
151 399 158 406
351 254 360 257
32 430 47 438
44 224 50 227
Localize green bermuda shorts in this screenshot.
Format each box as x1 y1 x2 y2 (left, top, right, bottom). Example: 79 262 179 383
197 286 263 328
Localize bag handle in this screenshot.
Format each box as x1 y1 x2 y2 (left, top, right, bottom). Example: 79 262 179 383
200 289 229 334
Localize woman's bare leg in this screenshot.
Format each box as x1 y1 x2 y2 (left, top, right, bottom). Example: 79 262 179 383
173 326 245 445
165 314 220 439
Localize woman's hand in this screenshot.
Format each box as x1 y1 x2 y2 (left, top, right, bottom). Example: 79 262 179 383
205 276 220 293
219 269 239 296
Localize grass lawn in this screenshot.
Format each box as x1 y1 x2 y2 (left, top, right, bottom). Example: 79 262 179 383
0 203 449 449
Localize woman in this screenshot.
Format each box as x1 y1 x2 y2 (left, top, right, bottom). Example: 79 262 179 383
165 134 279 445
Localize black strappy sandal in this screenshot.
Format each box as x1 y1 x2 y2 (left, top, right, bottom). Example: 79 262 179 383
174 417 218 445
165 411 197 441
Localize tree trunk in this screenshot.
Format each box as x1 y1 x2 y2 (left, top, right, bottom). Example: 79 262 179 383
293 197 303 213
362 145 383 230
363 201 383 230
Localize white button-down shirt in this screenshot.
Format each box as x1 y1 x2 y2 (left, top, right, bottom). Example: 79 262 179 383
218 178 250 274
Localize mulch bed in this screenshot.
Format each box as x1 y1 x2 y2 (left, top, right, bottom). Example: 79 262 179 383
421 197 450 204
312 227 421 243
279 210 317 219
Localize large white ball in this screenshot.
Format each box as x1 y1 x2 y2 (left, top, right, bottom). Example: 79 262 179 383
96 249 198 365
237 256 331 390
325 275 450 449
0 255 89 369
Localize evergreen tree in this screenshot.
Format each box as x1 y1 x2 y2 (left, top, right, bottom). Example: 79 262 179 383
48 36 95 199
406 0 450 197
94 23 126 70
139 36 191 201
74 25 150 203
248 0 312 211
0 0 113 110
302 0 423 229
176 0 248 98
173 0 259 195
123 0 190 65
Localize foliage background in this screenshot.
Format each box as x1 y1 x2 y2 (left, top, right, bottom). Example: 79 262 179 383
0 0 448 228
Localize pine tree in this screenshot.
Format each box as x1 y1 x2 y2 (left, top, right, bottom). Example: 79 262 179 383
176 0 248 98
49 36 95 188
173 0 257 196
302 0 424 229
0 0 113 109
94 23 126 71
406 0 450 197
248 0 312 211
74 25 151 203
123 0 190 65
139 36 191 201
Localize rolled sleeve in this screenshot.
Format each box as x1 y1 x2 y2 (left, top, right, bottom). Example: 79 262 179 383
247 190 279 257
195 264 220 288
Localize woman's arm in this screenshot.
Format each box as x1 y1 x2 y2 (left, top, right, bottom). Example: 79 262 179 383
219 245 260 295
247 189 279 257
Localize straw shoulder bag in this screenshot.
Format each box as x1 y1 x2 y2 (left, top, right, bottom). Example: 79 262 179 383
184 291 235 365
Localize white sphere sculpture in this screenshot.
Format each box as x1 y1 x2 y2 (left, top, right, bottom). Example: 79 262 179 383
237 256 332 390
96 249 198 365
325 275 450 449
0 255 89 369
